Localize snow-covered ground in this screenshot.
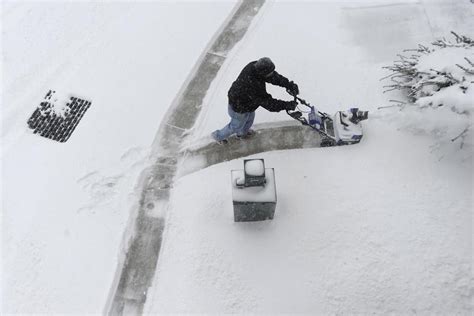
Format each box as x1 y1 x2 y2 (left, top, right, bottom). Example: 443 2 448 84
2 0 473 314
190 0 474 140
2 1 235 313
146 127 471 314
146 0 473 314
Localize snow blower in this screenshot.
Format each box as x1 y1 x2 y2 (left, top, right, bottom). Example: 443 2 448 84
286 92 368 147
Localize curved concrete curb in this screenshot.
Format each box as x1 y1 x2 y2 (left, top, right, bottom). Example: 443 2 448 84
106 1 266 315
178 120 323 177
151 0 267 156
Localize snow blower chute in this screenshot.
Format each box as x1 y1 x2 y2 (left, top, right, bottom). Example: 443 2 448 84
286 92 368 147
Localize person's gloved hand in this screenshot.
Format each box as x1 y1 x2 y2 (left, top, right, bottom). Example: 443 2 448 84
287 81 299 96
285 100 298 111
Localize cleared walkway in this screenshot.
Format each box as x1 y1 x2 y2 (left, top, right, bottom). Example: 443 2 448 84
106 1 267 314
106 0 332 314
179 121 323 177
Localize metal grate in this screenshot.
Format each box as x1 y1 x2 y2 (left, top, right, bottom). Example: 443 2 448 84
27 90 91 143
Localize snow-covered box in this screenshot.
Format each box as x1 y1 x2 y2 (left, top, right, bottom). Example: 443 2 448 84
231 159 277 222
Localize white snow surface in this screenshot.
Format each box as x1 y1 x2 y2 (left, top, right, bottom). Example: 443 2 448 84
187 0 474 146
1 0 473 314
414 46 474 152
146 0 473 314
146 124 471 314
231 169 276 203
1 1 235 313
244 159 265 176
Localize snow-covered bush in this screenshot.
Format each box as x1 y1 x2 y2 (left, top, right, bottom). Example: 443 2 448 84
382 32 473 155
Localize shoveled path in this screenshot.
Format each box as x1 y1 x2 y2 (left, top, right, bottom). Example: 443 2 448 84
106 1 325 314
178 121 323 177
106 1 265 314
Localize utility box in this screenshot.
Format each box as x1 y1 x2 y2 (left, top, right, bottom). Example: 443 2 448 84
231 159 277 222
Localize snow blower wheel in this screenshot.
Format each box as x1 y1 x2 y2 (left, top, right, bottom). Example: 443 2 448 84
321 138 336 147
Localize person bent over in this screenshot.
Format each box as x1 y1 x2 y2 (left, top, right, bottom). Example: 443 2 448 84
211 57 299 144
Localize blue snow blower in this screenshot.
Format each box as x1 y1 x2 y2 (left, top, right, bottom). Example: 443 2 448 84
286 92 368 147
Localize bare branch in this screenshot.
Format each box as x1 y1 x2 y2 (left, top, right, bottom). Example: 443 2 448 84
429 68 460 83
389 99 407 104
451 126 470 142
451 31 462 43
377 100 408 110
451 31 474 45
456 63 474 75
382 86 400 93
380 72 399 81
378 104 399 110
465 57 474 67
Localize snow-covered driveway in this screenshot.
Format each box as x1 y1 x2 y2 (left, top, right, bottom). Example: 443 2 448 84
145 1 473 314
2 0 472 314
2 1 236 313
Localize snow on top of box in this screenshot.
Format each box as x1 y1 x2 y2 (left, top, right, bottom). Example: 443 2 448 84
245 159 264 176
231 169 276 202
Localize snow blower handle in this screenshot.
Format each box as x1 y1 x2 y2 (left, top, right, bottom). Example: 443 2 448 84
293 95 312 109
295 96 311 108
286 87 312 109
292 92 332 120
285 91 301 118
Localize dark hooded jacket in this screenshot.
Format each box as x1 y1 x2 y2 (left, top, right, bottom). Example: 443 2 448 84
228 61 292 113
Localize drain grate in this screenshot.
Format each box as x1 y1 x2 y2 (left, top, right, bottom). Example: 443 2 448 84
27 90 91 143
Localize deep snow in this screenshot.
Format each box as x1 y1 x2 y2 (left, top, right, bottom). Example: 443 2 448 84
145 0 473 314
145 124 472 314
2 1 236 313
1 0 473 314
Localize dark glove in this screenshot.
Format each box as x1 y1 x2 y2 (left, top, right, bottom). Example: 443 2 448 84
284 100 298 111
287 81 299 96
